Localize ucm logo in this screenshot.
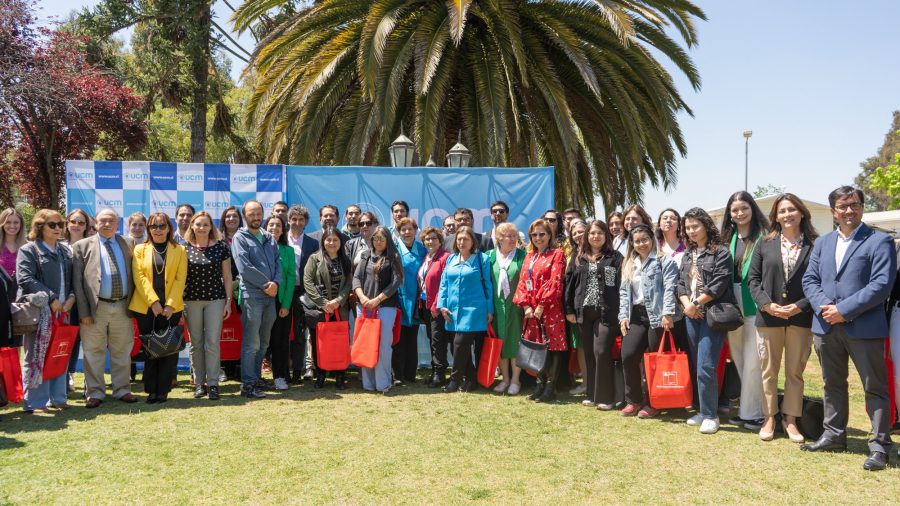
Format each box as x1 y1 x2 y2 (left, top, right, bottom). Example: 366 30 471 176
204 201 228 209
152 200 177 208
178 174 203 182
98 199 123 207
71 172 93 180
124 172 149 180
232 175 256 183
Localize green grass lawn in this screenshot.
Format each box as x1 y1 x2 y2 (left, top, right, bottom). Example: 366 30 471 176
1 350 897 505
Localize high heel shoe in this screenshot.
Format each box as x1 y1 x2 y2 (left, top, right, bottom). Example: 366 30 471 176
782 419 805 443
758 417 775 441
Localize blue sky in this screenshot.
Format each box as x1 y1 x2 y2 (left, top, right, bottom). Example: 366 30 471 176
37 1 900 217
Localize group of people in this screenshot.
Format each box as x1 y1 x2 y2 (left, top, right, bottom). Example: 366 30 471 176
0 184 897 471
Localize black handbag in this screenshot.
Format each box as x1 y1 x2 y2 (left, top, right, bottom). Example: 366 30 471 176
706 301 743 332
139 317 185 360
516 319 549 374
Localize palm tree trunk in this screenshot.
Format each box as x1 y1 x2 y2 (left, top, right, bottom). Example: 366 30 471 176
189 3 211 163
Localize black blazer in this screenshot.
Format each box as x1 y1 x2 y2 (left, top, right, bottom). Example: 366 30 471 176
0 266 15 347
677 246 734 304
747 236 813 328
293 233 320 296
564 252 623 325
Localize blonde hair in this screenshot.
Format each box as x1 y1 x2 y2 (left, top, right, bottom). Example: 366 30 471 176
495 222 521 247
183 211 222 244
27 209 64 242
0 208 26 247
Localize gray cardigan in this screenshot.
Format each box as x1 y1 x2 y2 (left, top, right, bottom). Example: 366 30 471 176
16 241 74 302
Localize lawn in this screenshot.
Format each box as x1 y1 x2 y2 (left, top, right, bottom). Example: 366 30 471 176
1 350 897 505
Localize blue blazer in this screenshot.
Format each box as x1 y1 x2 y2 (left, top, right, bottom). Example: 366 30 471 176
436 252 494 332
802 223 896 338
396 239 427 326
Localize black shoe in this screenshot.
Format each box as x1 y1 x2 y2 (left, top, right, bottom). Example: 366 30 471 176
290 373 304 385
800 436 847 453
728 416 747 426
193 385 208 399
146 394 158 405
863 451 888 471
208 386 220 400
255 379 276 391
241 386 266 399
529 382 546 401
335 374 348 390
314 373 326 389
536 382 557 403
157 395 168 403
462 379 477 392
743 418 765 431
444 380 460 392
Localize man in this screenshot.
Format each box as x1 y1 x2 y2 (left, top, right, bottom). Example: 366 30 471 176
443 207 483 251
563 207 583 235
308 205 348 245
389 200 409 240
801 186 896 471
173 204 194 244
287 204 318 382
232 200 283 399
481 200 523 250
442 215 457 238
342 204 362 238
72 208 138 407
272 201 289 221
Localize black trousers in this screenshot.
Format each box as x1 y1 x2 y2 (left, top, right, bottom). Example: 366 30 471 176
135 311 182 397
289 290 309 375
578 306 616 404
392 324 420 381
621 305 663 406
422 310 449 371
450 331 484 383
270 311 292 379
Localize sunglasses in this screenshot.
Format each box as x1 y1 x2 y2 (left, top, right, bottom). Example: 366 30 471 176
491 209 507 215
148 224 168 231
359 221 374 227
544 217 557 222
45 221 66 230
371 235 387 242
530 232 548 238
68 219 86 226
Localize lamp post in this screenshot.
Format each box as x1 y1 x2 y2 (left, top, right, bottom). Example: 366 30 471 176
743 130 752 192
446 132 471 168
388 123 416 167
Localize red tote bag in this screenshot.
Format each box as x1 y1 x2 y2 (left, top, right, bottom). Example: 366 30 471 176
220 301 243 361
477 324 503 388
42 314 79 380
316 312 351 371
350 309 381 368
0 347 24 404
643 330 693 409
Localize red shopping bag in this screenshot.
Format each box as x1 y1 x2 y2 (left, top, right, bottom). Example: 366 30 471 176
0 347 24 404
42 314 79 380
611 335 623 361
316 311 350 371
131 320 142 358
643 330 692 409
477 324 503 388
351 309 381 368
220 301 243 361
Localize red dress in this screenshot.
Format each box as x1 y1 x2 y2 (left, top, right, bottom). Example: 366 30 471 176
513 248 568 351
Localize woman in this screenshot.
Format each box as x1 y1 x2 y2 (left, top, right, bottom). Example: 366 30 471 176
488 223 525 395
565 219 589 395
303 226 352 389
748 194 817 442
183 211 233 400
418 226 450 388
394 217 426 384
608 212 626 254
656 208 686 263
564 220 621 408
352 226 403 393
618 224 681 418
677 207 735 434
264 214 297 390
346 211 379 270
543 209 567 253
1 208 26 280
63 208 93 390
16 209 76 412
513 219 567 402
129 212 187 404
219 206 243 244
127 212 147 244
720 191 770 430
437 226 494 392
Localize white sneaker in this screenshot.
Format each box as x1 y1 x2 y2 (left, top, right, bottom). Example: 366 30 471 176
507 383 521 395
581 399 596 407
274 378 289 390
686 414 704 426
699 418 720 434
493 381 509 393
569 384 587 395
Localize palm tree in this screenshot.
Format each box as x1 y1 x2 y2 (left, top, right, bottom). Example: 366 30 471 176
233 0 705 214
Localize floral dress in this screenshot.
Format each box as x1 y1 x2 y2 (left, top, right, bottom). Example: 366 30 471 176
513 248 568 351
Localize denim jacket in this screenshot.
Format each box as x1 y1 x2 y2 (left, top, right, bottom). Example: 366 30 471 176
618 253 682 327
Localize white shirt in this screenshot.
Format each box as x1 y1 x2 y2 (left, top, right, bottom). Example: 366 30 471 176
631 252 655 306
289 231 307 286
835 223 863 270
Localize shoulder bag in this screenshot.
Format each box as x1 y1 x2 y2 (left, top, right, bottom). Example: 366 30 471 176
139 316 186 360
692 250 743 332
516 318 549 374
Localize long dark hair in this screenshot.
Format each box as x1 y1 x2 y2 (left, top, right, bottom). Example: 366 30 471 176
655 208 683 243
720 191 769 243
318 225 351 274
576 220 614 265
765 193 819 242
219 206 243 240
263 215 288 246
542 209 565 248
370 226 403 282
683 207 722 251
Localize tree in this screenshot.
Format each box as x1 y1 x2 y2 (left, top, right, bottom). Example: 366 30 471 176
753 184 785 199
869 131 900 210
855 111 900 211
0 0 147 209
233 0 705 215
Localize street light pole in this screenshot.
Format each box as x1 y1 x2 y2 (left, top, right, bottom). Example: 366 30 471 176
743 130 753 192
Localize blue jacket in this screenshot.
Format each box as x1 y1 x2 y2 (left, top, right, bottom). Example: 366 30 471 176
231 228 283 300
436 252 494 332
396 239 427 326
802 223 896 338
618 253 682 328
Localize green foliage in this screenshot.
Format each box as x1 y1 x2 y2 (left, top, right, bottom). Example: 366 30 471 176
869 130 900 210
753 184 786 199
856 111 900 211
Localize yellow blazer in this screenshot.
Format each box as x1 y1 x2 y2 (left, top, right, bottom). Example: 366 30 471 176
128 242 188 315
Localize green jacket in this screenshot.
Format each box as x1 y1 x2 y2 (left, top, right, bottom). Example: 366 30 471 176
276 244 297 310
729 233 758 317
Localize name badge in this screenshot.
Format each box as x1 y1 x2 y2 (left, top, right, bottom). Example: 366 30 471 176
526 279 534 291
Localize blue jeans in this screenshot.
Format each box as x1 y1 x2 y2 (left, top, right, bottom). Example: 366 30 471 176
357 306 397 391
240 296 277 387
23 332 68 410
685 316 726 419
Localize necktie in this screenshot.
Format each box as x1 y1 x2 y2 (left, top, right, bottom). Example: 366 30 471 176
104 238 124 299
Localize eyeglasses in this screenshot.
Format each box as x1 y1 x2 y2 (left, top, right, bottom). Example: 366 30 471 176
68 219 86 226
359 221 374 227
530 232 548 238
491 209 507 215
834 203 862 212
371 236 387 242
45 221 66 230
544 217 557 223
148 224 168 231
423 235 439 242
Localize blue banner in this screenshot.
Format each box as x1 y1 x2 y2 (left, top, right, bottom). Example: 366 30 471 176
286 166 555 234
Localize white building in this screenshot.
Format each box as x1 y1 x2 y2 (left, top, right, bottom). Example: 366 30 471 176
862 209 900 237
